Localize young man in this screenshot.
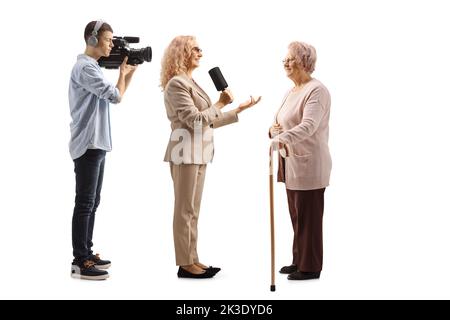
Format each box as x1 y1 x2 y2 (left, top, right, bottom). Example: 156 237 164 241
68 21 137 280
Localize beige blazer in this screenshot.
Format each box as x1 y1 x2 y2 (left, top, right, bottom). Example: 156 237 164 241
164 74 238 164
271 79 332 190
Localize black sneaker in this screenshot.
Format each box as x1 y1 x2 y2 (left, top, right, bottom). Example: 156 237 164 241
89 253 111 269
71 260 109 280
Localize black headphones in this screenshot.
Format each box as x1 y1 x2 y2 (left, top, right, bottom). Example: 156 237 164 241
87 20 104 47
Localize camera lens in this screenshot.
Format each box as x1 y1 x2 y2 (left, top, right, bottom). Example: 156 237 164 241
142 47 152 62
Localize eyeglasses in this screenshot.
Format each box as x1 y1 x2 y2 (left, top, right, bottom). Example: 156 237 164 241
282 57 296 64
192 47 203 53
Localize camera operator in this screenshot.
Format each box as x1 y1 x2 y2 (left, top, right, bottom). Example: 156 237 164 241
68 20 137 280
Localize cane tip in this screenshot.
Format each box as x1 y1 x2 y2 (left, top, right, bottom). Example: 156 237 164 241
270 285 276 292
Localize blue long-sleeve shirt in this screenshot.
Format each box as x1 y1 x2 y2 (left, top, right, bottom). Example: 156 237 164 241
68 54 121 160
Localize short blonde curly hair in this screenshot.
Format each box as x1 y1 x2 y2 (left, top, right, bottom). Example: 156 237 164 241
288 41 317 74
160 35 197 89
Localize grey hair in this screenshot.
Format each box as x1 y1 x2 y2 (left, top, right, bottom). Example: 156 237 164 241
288 41 317 74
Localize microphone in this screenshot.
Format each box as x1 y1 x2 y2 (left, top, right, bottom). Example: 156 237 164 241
208 67 228 92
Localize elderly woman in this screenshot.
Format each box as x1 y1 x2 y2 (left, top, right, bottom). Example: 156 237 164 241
161 35 260 279
270 41 331 280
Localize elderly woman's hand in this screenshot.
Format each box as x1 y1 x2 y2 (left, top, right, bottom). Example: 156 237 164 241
236 95 262 114
269 123 284 137
271 139 290 157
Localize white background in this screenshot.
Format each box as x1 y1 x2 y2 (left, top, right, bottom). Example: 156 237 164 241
1 0 450 300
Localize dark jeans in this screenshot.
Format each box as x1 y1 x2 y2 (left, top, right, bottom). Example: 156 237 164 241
72 149 106 262
286 188 325 273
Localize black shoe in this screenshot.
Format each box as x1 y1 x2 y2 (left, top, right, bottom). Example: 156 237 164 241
203 266 221 275
71 260 109 280
288 271 320 280
279 264 297 274
177 267 215 279
89 253 111 269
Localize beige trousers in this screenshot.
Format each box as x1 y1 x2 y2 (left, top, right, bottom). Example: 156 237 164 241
170 163 207 266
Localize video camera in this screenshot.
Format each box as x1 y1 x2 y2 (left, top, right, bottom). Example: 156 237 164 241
98 36 152 69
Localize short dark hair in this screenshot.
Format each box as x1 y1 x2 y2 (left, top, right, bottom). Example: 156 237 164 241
84 21 113 44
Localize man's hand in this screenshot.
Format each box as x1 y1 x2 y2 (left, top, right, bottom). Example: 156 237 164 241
116 56 138 99
120 56 138 77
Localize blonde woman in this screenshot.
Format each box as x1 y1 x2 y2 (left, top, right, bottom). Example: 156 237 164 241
270 41 331 280
161 36 261 278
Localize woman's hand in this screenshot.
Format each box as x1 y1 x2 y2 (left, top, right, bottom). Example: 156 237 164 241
236 95 262 113
215 89 234 109
269 123 284 137
271 139 290 157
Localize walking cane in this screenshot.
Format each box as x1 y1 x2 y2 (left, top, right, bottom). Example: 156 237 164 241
269 145 276 292
269 142 289 292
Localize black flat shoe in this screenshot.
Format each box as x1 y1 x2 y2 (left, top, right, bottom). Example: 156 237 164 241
288 271 320 280
279 264 297 274
203 266 221 275
177 267 215 279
